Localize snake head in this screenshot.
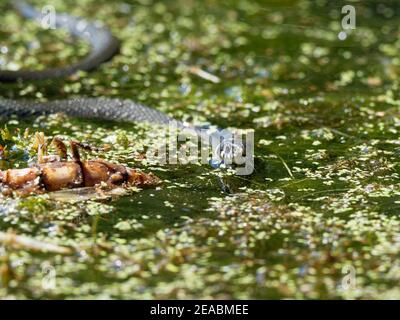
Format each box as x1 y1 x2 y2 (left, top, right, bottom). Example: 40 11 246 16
209 129 245 168
208 129 254 175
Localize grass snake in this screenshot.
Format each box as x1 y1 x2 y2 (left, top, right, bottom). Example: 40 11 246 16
0 1 251 177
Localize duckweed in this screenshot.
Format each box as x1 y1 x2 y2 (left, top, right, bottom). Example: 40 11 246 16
0 0 400 299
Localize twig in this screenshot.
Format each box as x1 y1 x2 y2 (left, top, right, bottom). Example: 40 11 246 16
276 154 294 179
188 66 221 83
0 231 73 255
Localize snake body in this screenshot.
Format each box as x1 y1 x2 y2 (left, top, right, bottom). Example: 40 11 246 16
0 1 245 175
0 97 175 126
0 2 189 128
0 1 119 81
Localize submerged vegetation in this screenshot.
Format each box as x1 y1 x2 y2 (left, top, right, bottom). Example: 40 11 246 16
1 0 400 299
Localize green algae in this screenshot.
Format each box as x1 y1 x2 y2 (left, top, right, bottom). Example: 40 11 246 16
0 0 400 299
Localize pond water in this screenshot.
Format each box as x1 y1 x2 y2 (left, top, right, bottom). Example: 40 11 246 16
0 0 400 299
